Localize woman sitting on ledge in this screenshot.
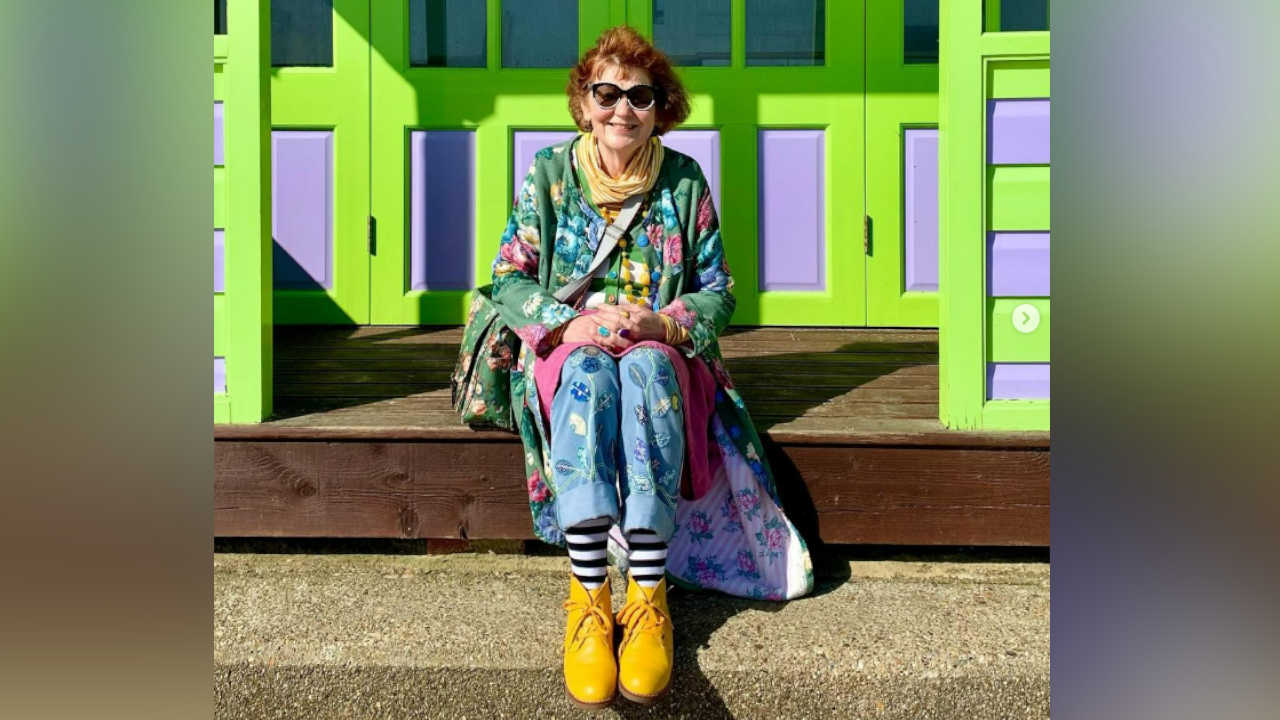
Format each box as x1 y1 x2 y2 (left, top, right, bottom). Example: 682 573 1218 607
482 25 814 709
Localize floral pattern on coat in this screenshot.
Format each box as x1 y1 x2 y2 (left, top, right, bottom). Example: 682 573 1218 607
487 136 813 600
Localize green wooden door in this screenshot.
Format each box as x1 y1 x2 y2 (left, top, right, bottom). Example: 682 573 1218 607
269 0 371 324
866 0 941 327
367 0 866 327
629 0 867 326
369 0 613 324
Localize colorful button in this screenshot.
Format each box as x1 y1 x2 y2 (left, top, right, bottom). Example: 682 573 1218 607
607 294 616 303
619 240 628 248
651 271 662 283
637 237 649 247
608 271 617 280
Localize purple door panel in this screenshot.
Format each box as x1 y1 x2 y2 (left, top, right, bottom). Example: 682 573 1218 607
271 131 334 290
988 363 1050 400
988 99 1050 165
411 130 476 291
214 229 226 293
904 129 939 292
988 232 1050 297
758 129 825 291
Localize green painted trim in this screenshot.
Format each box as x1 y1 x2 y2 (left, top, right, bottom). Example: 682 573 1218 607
938 0 986 429
989 166 1050 231
214 296 229 355
213 168 227 226
214 65 226 101
215 396 232 424
219 0 274 423
980 400 1050 431
984 0 1002 32
988 298 1049 362
987 58 1050 99
981 32 1050 59
214 36 228 63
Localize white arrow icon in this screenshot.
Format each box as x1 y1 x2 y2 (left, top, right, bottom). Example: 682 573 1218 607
1013 304 1041 334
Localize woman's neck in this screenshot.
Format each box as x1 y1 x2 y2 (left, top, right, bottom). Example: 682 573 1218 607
595 141 636 179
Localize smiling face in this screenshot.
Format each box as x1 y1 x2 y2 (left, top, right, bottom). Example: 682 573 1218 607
579 64 657 162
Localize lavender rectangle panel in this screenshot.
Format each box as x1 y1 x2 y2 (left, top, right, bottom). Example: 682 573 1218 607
513 131 578 199
988 99 1050 165
214 230 226 293
758 130 825 291
215 357 227 394
411 130 476 291
904 129 939 292
988 363 1050 400
988 232 1050 297
214 102 225 166
662 130 722 211
272 131 333 290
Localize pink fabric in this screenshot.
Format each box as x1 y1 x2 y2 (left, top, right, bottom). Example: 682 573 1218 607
535 335 720 503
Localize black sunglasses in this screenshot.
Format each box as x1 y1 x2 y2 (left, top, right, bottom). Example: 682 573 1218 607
588 82 661 111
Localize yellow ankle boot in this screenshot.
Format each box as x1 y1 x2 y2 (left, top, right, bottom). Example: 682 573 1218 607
562 575 617 709
615 574 674 704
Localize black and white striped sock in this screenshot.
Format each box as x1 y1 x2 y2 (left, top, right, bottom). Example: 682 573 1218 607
566 517 612 591
626 529 668 588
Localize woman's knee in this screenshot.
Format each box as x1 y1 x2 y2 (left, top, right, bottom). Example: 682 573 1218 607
559 346 621 391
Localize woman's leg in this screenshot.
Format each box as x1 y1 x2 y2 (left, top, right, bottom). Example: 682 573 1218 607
551 347 623 585
616 347 686 549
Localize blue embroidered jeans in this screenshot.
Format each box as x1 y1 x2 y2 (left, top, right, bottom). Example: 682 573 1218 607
551 345 685 542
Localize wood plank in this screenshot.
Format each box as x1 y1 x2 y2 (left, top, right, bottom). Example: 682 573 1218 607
215 439 1049 545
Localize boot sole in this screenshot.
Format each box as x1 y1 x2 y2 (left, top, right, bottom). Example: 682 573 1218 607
619 682 671 705
566 688 616 711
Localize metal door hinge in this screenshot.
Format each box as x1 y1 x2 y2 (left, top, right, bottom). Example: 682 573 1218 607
367 216 377 255
863 215 871 255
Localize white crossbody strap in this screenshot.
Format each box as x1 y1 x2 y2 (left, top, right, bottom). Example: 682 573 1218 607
553 192 645 304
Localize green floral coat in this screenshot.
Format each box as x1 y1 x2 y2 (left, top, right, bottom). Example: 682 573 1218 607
475 135 813 600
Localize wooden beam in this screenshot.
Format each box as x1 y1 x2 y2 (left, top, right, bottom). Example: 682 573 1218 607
215 438 1048 546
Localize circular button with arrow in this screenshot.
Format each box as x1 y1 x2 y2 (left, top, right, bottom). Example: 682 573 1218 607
1013 304 1041 334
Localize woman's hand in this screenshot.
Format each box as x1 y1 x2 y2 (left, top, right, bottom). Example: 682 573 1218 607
559 314 635 352
594 303 666 344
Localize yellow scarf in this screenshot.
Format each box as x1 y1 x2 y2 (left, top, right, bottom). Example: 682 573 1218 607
574 132 664 205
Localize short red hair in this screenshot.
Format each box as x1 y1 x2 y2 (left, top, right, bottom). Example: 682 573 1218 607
566 26 692 137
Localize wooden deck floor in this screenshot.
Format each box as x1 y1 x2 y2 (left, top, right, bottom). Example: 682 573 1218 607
215 327 1049 545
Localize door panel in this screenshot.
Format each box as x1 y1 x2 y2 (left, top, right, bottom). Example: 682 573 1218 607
866 0 940 327
270 0 371 324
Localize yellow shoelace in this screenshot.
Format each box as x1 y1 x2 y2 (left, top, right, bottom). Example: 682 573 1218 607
616 595 668 639
563 597 612 649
